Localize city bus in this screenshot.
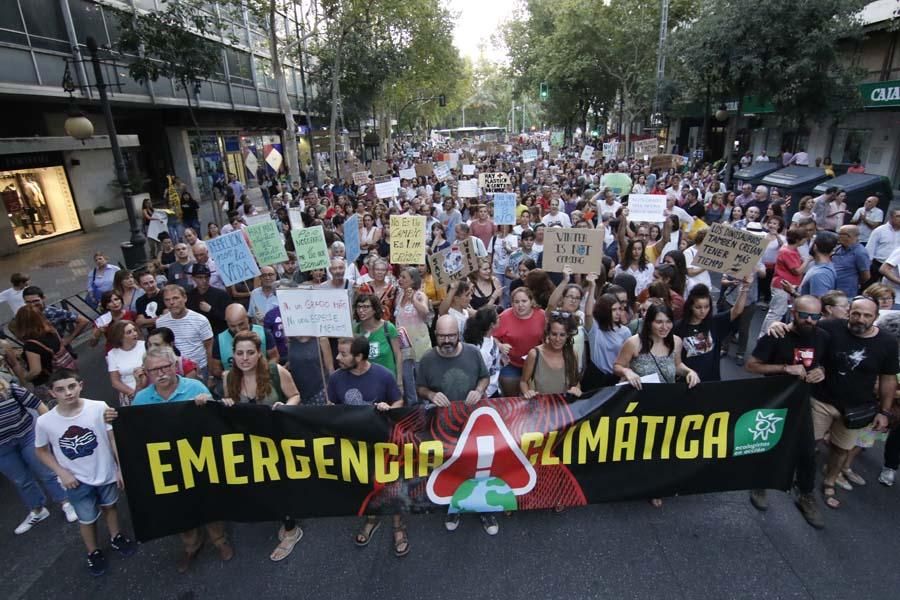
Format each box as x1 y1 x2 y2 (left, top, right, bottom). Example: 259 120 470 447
431 126 507 142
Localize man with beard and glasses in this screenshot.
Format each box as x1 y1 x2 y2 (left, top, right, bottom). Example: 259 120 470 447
746 295 829 528
415 315 494 535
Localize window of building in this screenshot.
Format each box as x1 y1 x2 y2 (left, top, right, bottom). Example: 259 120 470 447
0 1 27 46
225 47 253 86
1 166 82 246
830 128 871 164
68 0 109 47
20 0 70 53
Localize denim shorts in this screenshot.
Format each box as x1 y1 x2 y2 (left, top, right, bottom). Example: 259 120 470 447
499 364 523 378
66 481 119 525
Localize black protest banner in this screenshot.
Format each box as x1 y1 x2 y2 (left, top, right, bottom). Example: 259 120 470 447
115 377 806 542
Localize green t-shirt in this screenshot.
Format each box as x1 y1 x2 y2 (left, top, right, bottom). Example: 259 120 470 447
354 320 399 377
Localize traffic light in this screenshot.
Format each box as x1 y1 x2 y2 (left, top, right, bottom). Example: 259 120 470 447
540 82 548 101
438 94 446 107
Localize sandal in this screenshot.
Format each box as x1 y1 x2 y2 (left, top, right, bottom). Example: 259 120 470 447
834 473 853 491
843 469 866 486
822 484 842 509
393 524 410 558
270 527 303 562
354 517 381 547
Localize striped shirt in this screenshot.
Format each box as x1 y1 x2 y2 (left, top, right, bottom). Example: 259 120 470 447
0 383 41 445
155 309 213 369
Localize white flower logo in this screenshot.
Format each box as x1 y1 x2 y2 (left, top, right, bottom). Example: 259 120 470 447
749 411 783 441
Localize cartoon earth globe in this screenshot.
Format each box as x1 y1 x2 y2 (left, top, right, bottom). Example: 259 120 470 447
448 477 517 513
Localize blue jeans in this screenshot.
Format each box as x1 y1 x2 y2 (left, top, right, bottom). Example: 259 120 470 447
0 430 67 510
402 359 418 406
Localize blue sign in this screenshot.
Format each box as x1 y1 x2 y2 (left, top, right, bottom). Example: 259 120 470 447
207 230 261 287
344 214 361 264
493 193 517 225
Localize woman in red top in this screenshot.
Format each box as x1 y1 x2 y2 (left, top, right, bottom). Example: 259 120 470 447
494 287 546 396
90 291 137 352
758 228 807 337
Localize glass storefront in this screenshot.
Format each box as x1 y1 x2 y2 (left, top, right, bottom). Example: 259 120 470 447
1 165 81 245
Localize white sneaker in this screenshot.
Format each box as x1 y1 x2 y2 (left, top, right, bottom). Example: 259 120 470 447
15 507 50 535
61 501 78 523
878 467 895 487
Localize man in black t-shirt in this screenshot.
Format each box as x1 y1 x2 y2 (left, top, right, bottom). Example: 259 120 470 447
746 295 828 528
134 272 165 333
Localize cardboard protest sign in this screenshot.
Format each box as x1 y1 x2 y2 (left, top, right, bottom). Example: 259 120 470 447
291 225 329 272
633 138 659 158
415 163 434 177
370 160 390 177
691 223 766 279
288 207 304 230
207 230 261 287
244 213 271 226
246 220 288 266
398 168 417 180
581 145 595 161
390 215 426 265
277 288 353 338
433 163 451 181
343 214 361 264
478 172 510 193
541 228 604 274
492 193 517 225
462 164 476 176
375 180 397 199
340 161 356 182
522 149 538 163
650 154 684 171
458 179 479 198
627 194 667 223
147 210 168 241
429 238 479 288
352 171 370 187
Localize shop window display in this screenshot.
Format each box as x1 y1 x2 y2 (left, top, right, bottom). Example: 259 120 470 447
1 166 81 245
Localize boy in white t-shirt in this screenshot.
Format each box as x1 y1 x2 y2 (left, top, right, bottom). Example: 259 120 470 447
34 370 135 577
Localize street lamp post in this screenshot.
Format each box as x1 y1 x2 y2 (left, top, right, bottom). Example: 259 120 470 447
66 37 147 269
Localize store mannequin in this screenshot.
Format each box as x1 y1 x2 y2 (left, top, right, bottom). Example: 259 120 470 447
3 179 35 238
18 174 52 235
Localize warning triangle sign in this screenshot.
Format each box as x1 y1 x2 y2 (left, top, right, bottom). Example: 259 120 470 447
427 406 537 504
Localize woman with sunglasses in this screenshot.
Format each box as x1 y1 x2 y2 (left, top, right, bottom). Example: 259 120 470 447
520 313 582 398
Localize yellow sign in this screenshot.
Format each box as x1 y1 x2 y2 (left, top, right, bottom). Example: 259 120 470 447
390 215 426 265
166 175 182 218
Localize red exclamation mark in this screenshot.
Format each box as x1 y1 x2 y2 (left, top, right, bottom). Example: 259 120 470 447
475 436 494 480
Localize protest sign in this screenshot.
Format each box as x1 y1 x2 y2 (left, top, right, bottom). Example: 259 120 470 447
415 163 434 177
602 142 619 157
147 210 168 241
340 161 357 182
541 228 604 274
492 193 517 225
462 164 476 176
116 377 806 542
399 168 417 180
392 177 401 192
390 215 426 265
542 141 550 152
375 180 397 199
291 225 329 271
522 149 538 163
551 131 565 146
207 230 261 286
448 153 460 168
352 171 370 187
429 238 479 287
265 148 283 172
288 207 304 230
691 222 767 279
478 172 510 193
651 154 684 171
276 287 353 338
343 214 361 264
601 173 633 196
433 163 451 181
370 160 390 177
458 179 479 198
244 213 271 226
633 138 659 157
627 194 667 223
581 145 595 161
246 220 288 266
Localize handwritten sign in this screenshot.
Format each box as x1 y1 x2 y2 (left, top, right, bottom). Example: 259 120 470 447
433 163 451 181
390 215 426 265
277 288 353 338
541 228 604 274
415 163 434 177
581 145 595 161
429 238 479 287
343 214 361 264
244 213 271 226
370 160 390 177
399 168 417 180
691 222 766 279
291 225 329 272
458 179 479 198
375 180 397 199
478 172 510 193
633 138 659 157
492 193 517 225
602 142 619 158
147 210 168 241
352 171 370 187
448 153 460 168
627 194 667 223
650 154 684 171
246 219 288 266
522 149 538 163
207 230 261 286
462 164 476 176
288 207 304 230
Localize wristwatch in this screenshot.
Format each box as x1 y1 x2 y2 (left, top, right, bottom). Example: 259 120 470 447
879 409 893 418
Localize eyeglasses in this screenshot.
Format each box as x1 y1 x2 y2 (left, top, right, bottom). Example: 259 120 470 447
147 363 174 375
796 311 822 321
550 311 573 319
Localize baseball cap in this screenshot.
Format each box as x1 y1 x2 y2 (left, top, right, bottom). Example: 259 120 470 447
191 264 211 277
